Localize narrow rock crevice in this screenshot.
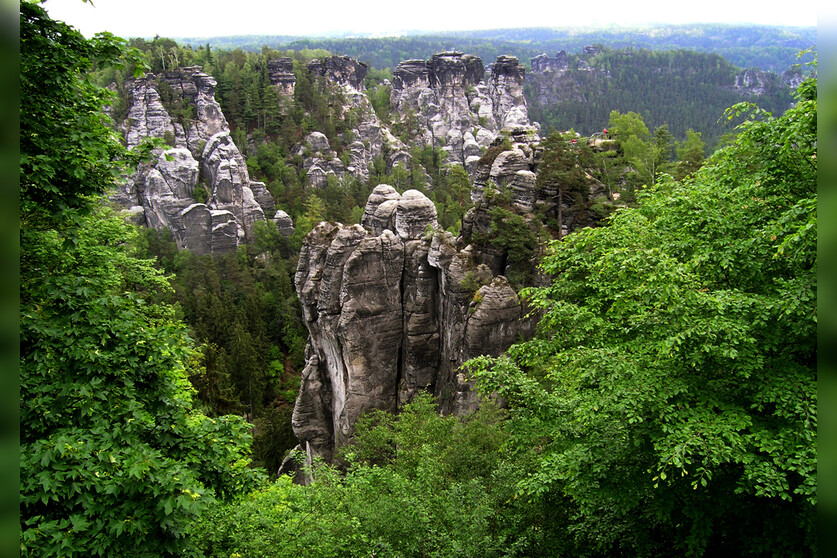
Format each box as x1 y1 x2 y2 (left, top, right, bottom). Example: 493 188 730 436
291 186 528 473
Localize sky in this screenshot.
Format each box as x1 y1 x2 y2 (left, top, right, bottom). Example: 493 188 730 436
43 0 818 39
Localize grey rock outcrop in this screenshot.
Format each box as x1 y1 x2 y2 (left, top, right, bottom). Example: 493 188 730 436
531 51 569 74
291 186 528 468
733 68 783 96
487 56 531 132
268 57 296 96
293 56 410 187
470 132 540 213
362 184 402 235
469 129 609 236
391 52 538 169
308 55 368 91
781 68 806 89
123 66 228 159
111 67 273 254
286 52 536 190
296 131 346 189
273 210 296 237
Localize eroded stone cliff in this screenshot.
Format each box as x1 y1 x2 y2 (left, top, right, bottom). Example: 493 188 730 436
264 52 537 190
308 56 410 186
290 185 529 469
110 66 281 253
391 52 539 173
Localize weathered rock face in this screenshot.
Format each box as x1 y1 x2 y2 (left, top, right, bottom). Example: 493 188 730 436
291 186 528 468
531 51 569 74
272 210 296 237
293 56 410 187
111 67 278 254
392 59 431 89
296 131 346 189
470 131 540 213
283 52 537 190
361 183 401 235
308 55 368 91
268 57 296 96
427 52 484 89
733 68 783 96
391 52 538 169
122 67 228 158
469 129 609 238
781 68 806 89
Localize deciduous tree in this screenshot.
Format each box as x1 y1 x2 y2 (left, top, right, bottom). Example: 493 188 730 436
20 4 263 554
471 69 817 556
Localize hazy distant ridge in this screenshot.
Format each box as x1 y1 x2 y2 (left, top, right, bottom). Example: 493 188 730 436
177 24 816 72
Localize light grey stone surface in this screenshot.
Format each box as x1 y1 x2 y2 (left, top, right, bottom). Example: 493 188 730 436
112 67 270 253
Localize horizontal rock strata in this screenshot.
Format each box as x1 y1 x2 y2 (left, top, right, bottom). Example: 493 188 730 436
291 185 526 469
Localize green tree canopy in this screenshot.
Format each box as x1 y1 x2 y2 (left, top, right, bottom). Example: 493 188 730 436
471 69 817 556
191 395 534 557
675 128 707 180
19 1 147 228
19 3 263 555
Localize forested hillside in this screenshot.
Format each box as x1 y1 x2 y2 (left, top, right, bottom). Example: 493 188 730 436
525 46 796 146
179 24 816 73
191 65 818 557
20 2 816 555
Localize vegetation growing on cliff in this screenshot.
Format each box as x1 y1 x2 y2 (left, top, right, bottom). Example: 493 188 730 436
185 57 816 558
20 3 816 555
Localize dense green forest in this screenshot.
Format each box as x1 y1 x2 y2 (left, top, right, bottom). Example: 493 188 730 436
20 2 816 556
20 4 264 554
115 34 804 157
178 23 816 73
526 46 796 147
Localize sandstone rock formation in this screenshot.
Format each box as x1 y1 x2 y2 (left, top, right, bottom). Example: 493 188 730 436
531 51 569 74
290 185 528 468
268 57 296 96
470 129 540 213
733 67 783 96
122 66 228 158
781 68 806 89
467 126 610 240
526 49 607 107
277 52 536 191
391 52 539 170
290 56 411 187
110 67 277 254
486 56 531 131
308 55 368 91
296 131 346 189
272 210 296 237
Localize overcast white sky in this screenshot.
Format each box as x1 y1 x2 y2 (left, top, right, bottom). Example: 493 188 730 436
43 0 817 39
